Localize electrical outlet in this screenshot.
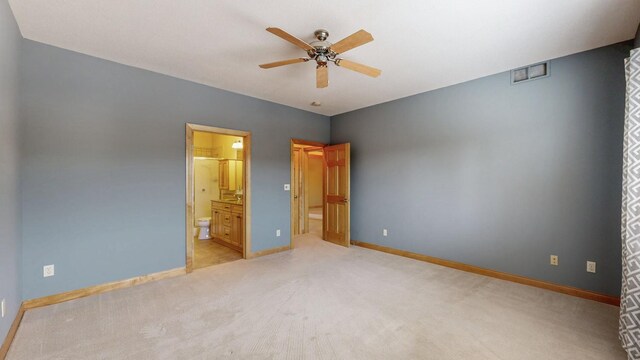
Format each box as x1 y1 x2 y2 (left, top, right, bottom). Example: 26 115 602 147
284 184 290 191
1 299 5 318
43 264 55 277
383 229 388 237
276 229 281 237
587 261 596 273
550 255 558 266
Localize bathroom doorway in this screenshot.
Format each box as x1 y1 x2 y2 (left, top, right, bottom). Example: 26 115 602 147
290 139 325 241
186 124 251 272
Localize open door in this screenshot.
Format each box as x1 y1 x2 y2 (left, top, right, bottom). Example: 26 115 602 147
323 143 350 247
292 148 301 235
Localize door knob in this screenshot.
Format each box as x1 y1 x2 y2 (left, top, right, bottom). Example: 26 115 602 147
343 198 349 203
294 195 298 199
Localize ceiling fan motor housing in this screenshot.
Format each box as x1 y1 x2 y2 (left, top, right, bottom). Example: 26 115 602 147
309 29 335 65
314 29 329 41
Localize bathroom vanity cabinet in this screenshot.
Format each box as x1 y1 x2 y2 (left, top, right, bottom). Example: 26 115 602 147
211 200 243 252
230 205 243 249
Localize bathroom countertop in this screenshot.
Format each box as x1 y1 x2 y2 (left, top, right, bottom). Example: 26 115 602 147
212 199 243 205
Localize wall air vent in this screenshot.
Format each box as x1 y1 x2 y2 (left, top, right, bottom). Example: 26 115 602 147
511 62 549 84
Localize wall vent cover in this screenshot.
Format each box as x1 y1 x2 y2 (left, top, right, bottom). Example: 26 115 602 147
511 62 548 84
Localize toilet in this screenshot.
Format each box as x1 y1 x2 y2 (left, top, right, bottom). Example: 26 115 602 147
196 217 211 240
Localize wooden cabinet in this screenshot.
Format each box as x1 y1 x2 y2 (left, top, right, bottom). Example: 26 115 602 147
211 200 243 252
211 206 224 240
218 160 230 190
218 160 243 191
231 205 243 248
233 161 243 191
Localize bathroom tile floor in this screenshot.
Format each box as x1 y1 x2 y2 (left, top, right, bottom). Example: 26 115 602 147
194 238 242 269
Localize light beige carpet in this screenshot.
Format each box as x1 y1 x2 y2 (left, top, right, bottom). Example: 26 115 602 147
8 234 625 359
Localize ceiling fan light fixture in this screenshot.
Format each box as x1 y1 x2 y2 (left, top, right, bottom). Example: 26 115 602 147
310 101 322 106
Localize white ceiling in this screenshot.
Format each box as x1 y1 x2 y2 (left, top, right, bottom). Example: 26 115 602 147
8 0 640 116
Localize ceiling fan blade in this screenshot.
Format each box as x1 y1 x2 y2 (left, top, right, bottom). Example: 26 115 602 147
259 58 308 69
316 65 328 88
336 59 381 78
329 29 374 54
266 27 315 52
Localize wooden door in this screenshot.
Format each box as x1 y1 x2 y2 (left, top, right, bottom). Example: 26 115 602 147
211 207 223 239
292 148 301 235
222 211 232 244
231 208 243 250
323 143 350 247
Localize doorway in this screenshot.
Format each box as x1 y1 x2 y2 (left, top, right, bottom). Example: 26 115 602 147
290 139 351 248
186 124 251 272
291 140 326 240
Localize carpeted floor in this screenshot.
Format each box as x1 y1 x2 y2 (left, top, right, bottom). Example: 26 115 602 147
8 234 625 359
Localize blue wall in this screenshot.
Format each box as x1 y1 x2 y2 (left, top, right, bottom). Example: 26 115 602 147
331 43 628 296
12 31 630 302
19 40 329 300
0 0 22 345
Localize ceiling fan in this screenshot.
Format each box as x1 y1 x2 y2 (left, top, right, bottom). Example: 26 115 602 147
259 28 381 88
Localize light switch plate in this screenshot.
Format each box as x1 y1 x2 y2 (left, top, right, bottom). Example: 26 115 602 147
276 229 281 237
1 299 5 318
284 184 290 191
44 264 55 277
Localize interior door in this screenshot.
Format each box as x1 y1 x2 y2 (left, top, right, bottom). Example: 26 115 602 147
323 143 350 247
292 148 301 235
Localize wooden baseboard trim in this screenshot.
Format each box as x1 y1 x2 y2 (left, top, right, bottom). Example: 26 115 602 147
352 241 620 306
0 303 25 360
23 267 186 310
248 245 290 259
